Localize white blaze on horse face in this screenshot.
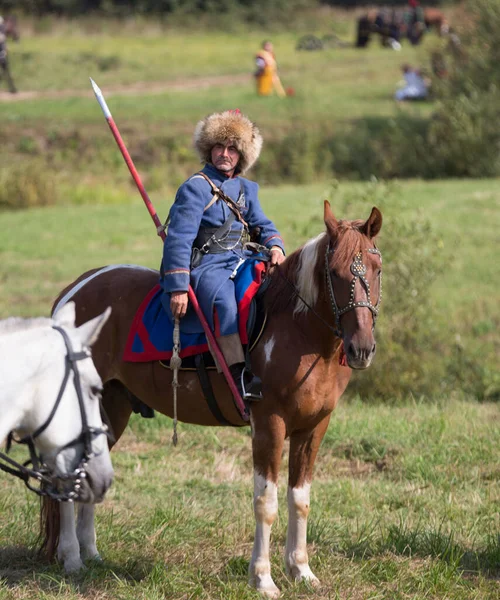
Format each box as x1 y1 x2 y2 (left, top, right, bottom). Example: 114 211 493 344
249 473 280 598
285 483 319 585
294 233 326 316
263 335 275 366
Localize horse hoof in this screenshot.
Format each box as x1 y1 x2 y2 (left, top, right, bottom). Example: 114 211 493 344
86 553 103 564
249 574 281 598
287 564 320 586
63 558 85 573
260 587 281 599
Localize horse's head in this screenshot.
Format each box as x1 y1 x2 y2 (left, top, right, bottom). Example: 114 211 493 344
37 303 114 503
324 201 383 369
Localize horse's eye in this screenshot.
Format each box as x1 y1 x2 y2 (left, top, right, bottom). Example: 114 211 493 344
91 385 102 397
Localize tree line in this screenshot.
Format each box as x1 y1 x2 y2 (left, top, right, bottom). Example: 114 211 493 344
0 0 452 17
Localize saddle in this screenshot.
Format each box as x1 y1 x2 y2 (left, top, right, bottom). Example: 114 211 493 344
124 260 269 426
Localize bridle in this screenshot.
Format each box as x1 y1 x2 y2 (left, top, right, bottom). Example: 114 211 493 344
0 325 109 502
324 244 382 338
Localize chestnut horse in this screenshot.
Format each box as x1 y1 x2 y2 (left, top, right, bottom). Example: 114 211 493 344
41 202 382 598
356 6 449 48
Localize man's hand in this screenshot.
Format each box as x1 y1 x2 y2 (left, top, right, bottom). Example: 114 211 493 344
170 291 189 319
268 247 285 270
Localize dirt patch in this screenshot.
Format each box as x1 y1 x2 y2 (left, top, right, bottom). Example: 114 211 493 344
0 73 251 103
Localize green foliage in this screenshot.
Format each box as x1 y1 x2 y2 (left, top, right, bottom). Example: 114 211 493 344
418 0 500 177
0 162 57 210
0 0 315 19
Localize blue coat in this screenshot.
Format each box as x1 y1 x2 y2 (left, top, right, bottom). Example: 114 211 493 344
160 163 284 334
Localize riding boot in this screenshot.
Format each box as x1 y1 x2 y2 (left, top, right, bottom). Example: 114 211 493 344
228 362 263 401
217 334 263 401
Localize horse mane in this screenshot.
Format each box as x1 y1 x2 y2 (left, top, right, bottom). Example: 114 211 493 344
0 317 51 336
264 220 369 316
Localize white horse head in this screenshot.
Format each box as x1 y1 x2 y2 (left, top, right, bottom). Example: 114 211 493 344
0 302 114 504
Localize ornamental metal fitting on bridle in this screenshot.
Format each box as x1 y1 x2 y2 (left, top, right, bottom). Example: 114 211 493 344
0 326 111 503
325 244 382 338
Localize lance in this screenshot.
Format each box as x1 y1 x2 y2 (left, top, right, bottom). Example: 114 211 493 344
90 78 249 423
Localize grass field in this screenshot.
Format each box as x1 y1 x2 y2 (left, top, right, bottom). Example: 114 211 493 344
0 9 499 599
0 14 435 189
0 401 499 599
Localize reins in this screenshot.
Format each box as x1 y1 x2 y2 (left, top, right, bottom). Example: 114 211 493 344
274 243 382 340
0 325 110 502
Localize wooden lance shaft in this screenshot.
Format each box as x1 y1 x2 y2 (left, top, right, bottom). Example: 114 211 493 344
90 78 249 422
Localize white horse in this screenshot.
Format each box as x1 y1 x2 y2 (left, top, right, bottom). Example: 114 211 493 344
0 302 114 572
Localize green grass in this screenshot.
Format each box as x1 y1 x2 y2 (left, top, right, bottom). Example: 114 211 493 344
0 18 435 183
0 400 499 599
1 177 498 320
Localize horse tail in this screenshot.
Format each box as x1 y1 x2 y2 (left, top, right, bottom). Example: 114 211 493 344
38 497 60 562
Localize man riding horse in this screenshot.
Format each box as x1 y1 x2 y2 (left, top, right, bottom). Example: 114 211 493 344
0 16 17 93
160 110 285 401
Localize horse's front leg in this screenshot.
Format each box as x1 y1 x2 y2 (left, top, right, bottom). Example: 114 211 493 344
57 502 83 572
76 503 100 561
285 415 331 585
249 414 286 599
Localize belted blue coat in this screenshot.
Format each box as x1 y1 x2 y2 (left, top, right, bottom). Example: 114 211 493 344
160 163 285 335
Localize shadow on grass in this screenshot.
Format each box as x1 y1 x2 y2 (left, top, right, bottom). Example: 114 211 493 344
0 545 153 589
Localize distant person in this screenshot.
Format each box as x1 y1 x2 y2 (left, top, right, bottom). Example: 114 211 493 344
254 41 286 98
405 0 426 45
0 16 17 93
395 64 428 101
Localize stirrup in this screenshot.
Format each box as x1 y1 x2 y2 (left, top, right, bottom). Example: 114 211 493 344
229 363 263 401
240 367 263 401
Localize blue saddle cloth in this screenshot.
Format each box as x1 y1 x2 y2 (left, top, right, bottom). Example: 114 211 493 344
124 259 266 362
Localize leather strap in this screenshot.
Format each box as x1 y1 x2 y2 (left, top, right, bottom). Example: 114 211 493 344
196 172 249 229
194 354 236 426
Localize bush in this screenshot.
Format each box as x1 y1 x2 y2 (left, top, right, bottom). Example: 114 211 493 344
420 0 500 177
0 163 58 210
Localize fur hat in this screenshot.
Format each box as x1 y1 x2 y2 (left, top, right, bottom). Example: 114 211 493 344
193 110 263 174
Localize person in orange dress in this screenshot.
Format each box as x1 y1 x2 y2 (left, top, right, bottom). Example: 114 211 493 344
254 41 285 98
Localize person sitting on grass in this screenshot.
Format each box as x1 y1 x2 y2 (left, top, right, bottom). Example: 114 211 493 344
394 64 428 102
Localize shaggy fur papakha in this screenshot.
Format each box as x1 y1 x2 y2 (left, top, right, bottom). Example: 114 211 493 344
193 110 263 174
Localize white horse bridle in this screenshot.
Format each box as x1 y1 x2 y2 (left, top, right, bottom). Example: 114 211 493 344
0 325 110 502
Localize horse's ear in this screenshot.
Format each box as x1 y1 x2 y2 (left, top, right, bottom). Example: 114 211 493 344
324 200 339 238
77 306 112 347
362 207 383 239
53 301 76 327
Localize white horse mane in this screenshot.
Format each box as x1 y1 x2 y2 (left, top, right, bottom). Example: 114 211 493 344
0 316 51 336
294 232 326 316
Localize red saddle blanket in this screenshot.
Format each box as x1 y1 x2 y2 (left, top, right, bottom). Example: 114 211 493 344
123 260 266 363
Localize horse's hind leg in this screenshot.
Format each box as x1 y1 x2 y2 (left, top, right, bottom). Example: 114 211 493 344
248 413 286 599
285 415 331 585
